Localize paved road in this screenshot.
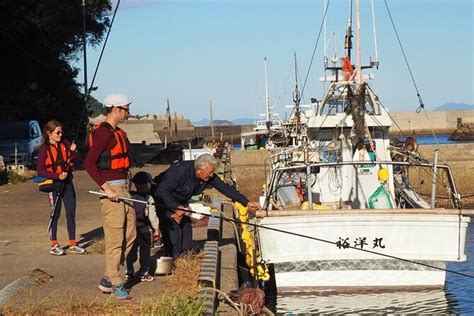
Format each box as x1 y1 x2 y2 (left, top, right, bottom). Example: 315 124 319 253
0 166 224 309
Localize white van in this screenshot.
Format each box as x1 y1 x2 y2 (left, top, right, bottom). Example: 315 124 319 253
0 120 43 166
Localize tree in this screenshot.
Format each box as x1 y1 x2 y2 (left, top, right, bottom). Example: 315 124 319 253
87 95 106 118
0 0 111 146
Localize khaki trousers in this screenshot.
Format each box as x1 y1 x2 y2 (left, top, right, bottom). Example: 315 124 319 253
100 184 136 285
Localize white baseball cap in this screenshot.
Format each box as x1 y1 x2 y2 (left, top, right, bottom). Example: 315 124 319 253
104 92 133 107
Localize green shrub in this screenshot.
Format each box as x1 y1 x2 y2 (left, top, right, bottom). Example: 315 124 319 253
0 169 26 185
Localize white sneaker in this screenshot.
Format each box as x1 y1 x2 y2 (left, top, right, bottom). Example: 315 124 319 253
50 245 65 256
68 245 86 254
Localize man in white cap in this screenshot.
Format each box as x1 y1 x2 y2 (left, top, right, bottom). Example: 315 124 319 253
84 92 135 300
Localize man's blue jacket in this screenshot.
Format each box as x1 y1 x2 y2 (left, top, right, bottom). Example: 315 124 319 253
155 160 249 212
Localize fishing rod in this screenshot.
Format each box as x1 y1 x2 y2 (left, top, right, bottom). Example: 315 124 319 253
88 190 474 280
47 1 122 236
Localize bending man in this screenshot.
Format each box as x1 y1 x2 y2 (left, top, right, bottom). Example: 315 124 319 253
155 153 260 258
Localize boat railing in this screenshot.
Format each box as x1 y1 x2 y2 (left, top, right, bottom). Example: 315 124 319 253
263 160 460 210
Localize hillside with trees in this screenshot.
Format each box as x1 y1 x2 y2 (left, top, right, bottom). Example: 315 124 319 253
0 0 111 145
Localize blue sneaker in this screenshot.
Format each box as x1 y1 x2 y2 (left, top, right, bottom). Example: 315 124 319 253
98 277 112 293
112 284 132 300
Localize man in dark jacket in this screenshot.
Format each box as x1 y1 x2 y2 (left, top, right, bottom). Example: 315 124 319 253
155 153 259 258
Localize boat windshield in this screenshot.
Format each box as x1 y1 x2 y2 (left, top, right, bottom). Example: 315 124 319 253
320 100 348 115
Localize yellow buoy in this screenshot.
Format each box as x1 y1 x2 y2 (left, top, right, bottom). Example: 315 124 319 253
378 167 389 182
300 201 327 210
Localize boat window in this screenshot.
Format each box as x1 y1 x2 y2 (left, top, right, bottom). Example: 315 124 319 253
320 100 348 115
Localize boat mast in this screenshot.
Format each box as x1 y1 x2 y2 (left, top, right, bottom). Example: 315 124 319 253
264 57 272 131
293 52 302 143
355 0 362 84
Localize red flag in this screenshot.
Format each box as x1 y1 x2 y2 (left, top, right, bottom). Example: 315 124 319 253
341 56 354 81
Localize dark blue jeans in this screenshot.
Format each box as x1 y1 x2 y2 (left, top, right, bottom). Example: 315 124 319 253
49 180 76 241
161 214 193 258
126 227 152 275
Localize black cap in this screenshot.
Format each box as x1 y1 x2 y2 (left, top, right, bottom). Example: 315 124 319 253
132 171 156 185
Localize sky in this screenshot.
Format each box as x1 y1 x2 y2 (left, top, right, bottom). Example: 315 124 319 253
79 0 473 122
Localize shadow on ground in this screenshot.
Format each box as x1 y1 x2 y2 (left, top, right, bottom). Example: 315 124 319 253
77 226 104 249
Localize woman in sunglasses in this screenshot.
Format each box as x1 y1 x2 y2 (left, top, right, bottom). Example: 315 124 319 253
37 119 85 256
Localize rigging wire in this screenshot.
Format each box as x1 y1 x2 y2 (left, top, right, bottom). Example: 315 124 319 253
382 0 424 113
382 0 443 155
300 0 331 102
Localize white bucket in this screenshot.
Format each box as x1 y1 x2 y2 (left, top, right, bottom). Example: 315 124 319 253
189 203 212 219
155 256 173 275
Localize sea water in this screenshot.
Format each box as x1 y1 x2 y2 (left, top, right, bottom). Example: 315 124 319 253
275 221 474 314
233 134 471 150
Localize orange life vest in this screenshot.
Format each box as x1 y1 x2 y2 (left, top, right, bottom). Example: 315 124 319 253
88 122 130 171
45 142 71 174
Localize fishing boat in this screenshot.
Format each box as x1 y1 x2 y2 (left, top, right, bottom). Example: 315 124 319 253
244 0 471 293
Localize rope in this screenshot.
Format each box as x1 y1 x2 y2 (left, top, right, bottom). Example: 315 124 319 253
200 287 275 316
300 0 331 101
88 191 474 280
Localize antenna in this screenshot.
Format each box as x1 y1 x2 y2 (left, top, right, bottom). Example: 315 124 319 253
371 0 380 68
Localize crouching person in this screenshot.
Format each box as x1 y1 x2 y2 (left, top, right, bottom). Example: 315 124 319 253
126 171 160 282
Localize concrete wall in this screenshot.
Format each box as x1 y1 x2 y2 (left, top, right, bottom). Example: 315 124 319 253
120 123 162 145
390 110 474 134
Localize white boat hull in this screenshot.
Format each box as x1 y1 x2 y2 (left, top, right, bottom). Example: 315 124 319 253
255 213 470 292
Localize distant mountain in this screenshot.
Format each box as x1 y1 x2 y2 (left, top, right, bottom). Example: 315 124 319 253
192 119 234 126
192 119 210 126
433 103 473 111
192 118 256 126
213 119 233 126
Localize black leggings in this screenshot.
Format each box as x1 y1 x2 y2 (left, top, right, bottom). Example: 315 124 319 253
48 180 76 241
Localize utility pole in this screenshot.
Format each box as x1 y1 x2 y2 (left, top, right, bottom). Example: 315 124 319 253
209 100 215 140
82 0 88 101
166 98 171 136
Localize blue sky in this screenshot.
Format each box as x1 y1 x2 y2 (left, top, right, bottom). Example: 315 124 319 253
80 0 473 121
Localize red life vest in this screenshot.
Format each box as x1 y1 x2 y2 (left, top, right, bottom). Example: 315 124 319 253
45 142 71 174
88 122 130 171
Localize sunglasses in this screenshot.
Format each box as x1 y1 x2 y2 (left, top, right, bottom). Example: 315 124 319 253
116 106 130 113
54 131 63 135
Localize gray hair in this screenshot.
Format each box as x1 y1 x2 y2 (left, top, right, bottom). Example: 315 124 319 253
195 154 217 170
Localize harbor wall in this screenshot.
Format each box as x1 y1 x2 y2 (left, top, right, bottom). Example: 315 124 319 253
118 110 473 144
390 110 474 135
